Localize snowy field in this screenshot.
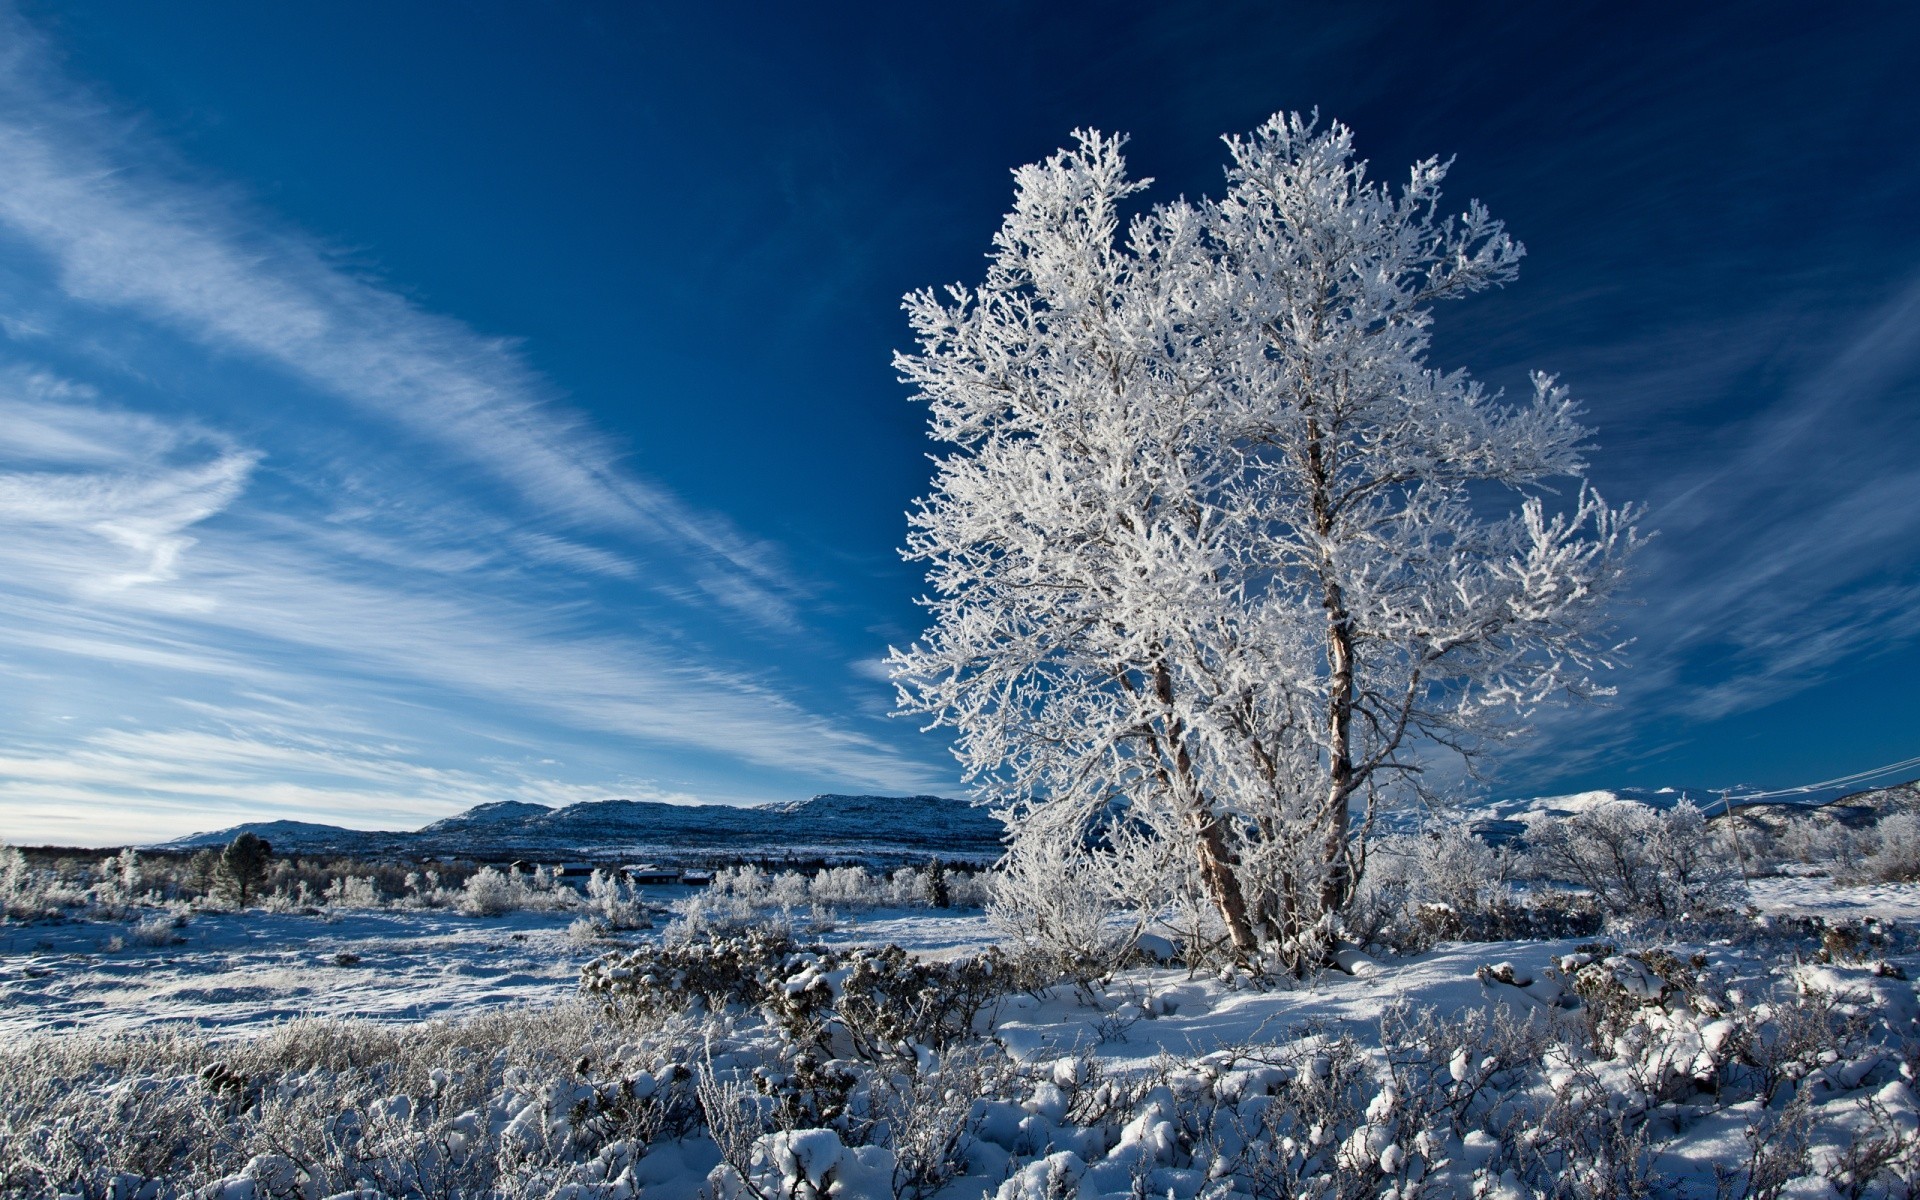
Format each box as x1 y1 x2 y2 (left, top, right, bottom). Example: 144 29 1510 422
0 909 596 1037
0 900 997 1038
7 872 1920 1197
1746 876 1920 923
5 875 1919 1039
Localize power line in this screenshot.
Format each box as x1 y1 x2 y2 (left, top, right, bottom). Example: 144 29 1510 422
1721 753 1920 803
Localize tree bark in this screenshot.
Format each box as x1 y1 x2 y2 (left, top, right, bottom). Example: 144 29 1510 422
1319 590 1357 917
1150 659 1260 956
1188 803 1259 957
1308 413 1358 928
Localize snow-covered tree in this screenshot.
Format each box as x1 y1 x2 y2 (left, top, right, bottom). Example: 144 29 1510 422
891 113 1638 969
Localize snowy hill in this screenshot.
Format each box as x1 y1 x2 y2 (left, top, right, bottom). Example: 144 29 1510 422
155 780 1916 860
1460 780 1918 845
154 793 1005 863
418 801 554 835
157 819 400 852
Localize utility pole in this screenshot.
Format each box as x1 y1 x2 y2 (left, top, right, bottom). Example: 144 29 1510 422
1720 789 1751 885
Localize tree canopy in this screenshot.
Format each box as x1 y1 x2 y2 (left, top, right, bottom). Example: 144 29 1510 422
891 113 1639 970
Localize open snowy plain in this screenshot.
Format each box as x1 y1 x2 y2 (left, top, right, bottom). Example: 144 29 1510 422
0 899 999 1039
6 864 1920 1198
0 877 1908 1040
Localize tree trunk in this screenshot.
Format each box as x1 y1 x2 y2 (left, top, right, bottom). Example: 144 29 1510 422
1319 591 1356 919
1150 659 1260 956
1188 801 1259 957
1308 413 1358 932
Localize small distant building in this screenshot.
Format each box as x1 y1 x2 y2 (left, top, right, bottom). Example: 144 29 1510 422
556 863 596 880
680 869 713 887
621 864 680 886
507 860 536 876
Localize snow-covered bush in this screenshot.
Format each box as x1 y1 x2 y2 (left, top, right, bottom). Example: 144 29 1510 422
1851 811 1920 883
1352 824 1513 934
0 999 705 1199
987 828 1141 979
1525 800 1736 920
585 868 651 931
1780 818 1870 874
662 861 986 941
663 880 786 944
130 913 185 947
2 844 49 920
583 934 1012 1063
457 866 519 917
324 874 382 909
1350 827 1601 954
455 865 577 918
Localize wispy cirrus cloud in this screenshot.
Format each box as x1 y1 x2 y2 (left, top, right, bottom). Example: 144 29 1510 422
0 374 258 604
0 9 949 842
1638 272 1920 708
0 377 939 831
1497 268 1920 789
0 717 694 845
0 8 797 629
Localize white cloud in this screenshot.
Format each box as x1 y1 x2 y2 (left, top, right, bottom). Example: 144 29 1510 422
0 375 259 604
0 9 800 628
0 12 959 843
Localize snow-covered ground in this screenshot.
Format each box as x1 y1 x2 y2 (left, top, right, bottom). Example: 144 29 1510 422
1745 874 1920 922
0 902 998 1038
9 873 1920 1041
8 876 1920 1197
990 939 1582 1072
0 908 600 1037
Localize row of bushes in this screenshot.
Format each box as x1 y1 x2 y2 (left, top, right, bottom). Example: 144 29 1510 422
1 846 991 932
660 863 988 943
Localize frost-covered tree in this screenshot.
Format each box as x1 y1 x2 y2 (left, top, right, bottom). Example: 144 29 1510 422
891 113 1638 969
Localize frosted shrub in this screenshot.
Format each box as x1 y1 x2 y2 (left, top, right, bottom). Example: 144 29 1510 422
458 866 517 917
2 844 48 920
0 1000 683 1199
130 914 184 947
810 865 884 907
1360 824 1514 920
1347 824 1604 953
1527 801 1735 920
583 935 1011 1062
259 877 321 912
1410 823 1515 915
944 868 991 908
585 868 650 931
873 1041 1015 1197
100 848 142 906
453 865 577 917
769 869 812 909
664 886 782 944
665 863 984 939
988 830 1133 977
323 874 381 909
1781 819 1868 873
1852 812 1920 883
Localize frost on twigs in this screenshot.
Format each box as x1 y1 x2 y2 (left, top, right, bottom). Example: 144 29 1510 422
891 111 1641 973
581 934 1011 1063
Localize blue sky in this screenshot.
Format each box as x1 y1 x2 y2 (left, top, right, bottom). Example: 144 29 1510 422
0 2 1915 844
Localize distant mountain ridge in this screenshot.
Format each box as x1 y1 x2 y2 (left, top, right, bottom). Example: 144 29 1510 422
155 779 1919 861
155 793 1006 864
